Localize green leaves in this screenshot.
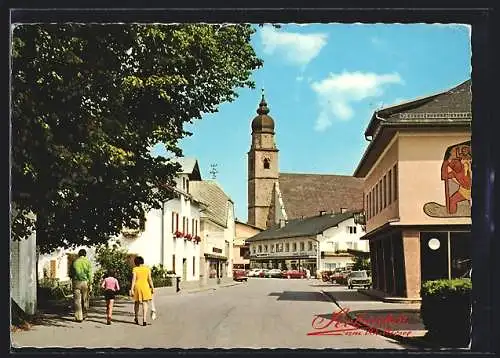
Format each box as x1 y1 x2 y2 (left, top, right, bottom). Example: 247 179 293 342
12 24 262 253
421 278 472 297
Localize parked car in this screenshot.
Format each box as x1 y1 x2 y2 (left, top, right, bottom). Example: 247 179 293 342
330 268 344 284
247 269 261 277
283 269 305 279
233 269 248 282
266 269 283 278
258 269 269 278
347 270 371 289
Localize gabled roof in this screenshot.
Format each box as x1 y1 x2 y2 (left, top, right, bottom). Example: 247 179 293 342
278 173 364 220
190 180 232 228
246 210 358 242
172 157 202 180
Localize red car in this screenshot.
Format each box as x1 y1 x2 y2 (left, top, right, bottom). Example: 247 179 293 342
283 270 305 279
233 269 248 282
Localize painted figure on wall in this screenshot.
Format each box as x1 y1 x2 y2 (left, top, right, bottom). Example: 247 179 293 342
424 141 471 218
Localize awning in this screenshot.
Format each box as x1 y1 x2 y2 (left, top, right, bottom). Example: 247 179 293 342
204 253 228 261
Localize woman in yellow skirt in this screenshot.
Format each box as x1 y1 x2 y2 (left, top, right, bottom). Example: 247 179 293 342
129 256 154 326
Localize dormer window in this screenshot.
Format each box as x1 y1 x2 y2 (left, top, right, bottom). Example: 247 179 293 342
263 158 270 169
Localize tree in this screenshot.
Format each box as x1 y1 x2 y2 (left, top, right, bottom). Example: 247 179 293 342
352 256 371 271
11 24 263 253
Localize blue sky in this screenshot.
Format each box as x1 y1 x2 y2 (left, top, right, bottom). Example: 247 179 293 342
152 23 471 222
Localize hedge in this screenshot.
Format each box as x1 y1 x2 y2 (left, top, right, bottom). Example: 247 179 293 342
420 278 472 347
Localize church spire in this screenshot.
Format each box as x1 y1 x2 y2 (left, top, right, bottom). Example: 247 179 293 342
257 87 270 115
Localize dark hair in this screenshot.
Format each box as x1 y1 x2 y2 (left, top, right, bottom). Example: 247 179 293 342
78 249 87 257
134 256 144 266
105 270 115 278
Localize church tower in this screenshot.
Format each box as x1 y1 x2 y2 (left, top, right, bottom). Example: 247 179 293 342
247 90 279 229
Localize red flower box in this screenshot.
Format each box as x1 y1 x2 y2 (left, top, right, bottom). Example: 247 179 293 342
174 231 183 238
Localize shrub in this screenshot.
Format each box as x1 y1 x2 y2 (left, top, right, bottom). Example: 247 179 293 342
420 278 472 347
91 244 134 296
151 264 173 287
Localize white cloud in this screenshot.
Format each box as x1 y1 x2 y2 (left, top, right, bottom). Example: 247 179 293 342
260 25 328 66
296 75 304 82
311 71 404 131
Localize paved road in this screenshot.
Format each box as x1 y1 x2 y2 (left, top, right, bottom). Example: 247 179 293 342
12 278 408 349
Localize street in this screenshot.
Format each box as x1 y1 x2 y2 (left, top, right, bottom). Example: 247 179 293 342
12 278 412 349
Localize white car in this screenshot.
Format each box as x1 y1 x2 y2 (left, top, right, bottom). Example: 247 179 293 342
247 269 262 277
347 270 371 289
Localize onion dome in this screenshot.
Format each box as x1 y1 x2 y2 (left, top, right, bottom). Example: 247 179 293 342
251 89 275 133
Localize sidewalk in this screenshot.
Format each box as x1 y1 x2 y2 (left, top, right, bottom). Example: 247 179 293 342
155 277 242 296
319 289 435 349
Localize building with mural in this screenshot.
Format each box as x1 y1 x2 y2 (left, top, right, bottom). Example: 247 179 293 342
353 79 472 300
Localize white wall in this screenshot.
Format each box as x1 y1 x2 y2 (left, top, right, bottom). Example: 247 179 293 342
224 201 235 275
11 229 37 315
117 174 201 282
320 218 368 253
38 248 70 281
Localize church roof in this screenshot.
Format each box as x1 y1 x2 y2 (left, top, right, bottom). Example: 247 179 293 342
190 180 232 228
246 210 359 242
278 173 364 220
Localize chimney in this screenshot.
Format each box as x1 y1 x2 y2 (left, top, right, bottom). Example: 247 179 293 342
319 210 326 216
340 208 347 214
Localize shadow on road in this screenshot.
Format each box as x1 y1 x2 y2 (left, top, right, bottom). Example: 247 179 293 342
322 290 376 302
269 291 333 302
16 298 136 329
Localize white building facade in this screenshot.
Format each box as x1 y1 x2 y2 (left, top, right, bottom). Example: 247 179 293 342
248 211 367 273
190 180 235 285
116 158 203 282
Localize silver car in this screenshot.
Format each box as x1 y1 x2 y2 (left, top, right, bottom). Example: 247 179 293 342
347 270 371 289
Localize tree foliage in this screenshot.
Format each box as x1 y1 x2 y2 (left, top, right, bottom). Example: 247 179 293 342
11 24 263 253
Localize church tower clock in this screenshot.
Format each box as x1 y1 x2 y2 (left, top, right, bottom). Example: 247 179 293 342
247 90 279 229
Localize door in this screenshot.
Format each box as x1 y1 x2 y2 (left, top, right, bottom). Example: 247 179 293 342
182 258 187 281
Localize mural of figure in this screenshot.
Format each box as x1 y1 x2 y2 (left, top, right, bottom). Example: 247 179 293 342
423 141 471 218
441 155 472 214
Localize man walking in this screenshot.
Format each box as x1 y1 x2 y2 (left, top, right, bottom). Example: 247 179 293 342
70 249 93 322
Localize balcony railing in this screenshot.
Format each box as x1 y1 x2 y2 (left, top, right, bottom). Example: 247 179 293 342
250 250 317 258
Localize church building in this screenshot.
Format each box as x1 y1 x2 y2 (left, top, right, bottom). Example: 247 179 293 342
247 92 364 229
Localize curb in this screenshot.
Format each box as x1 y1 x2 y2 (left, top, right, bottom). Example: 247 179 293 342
357 289 422 304
319 290 436 349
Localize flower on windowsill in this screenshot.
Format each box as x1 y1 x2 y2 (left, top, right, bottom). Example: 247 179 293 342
185 233 192 241
194 235 201 243
174 231 183 238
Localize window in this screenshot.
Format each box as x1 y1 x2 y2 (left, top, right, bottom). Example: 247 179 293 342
172 255 176 274
393 164 398 201
365 194 369 218
193 256 196 275
308 241 313 251
372 188 375 217
175 213 179 232
263 158 270 169
292 242 297 252
182 177 186 190
300 242 305 251
271 244 275 253
252 246 256 254
388 169 392 204
258 245 262 253
383 174 387 208
171 212 176 233
182 217 186 234
285 243 290 252
186 179 190 194
347 226 357 234
375 184 379 214
368 192 372 219
264 245 268 252
379 180 383 212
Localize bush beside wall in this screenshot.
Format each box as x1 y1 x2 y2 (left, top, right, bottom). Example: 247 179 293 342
420 278 472 346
